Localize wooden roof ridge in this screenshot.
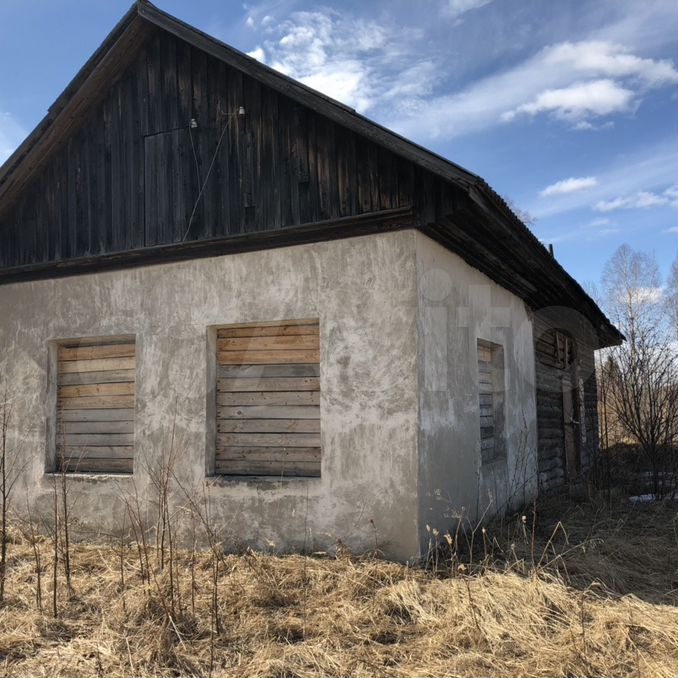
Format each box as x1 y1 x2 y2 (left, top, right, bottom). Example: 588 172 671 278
0 0 623 345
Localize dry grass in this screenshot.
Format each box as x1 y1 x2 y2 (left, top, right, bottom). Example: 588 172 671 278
0 495 675 677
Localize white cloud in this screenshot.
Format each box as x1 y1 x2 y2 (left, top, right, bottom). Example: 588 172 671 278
241 3 677 142
543 217 619 244
244 9 435 114
573 120 614 131
663 226 678 235
540 176 598 197
595 186 678 212
0 111 25 165
525 143 677 219
247 47 265 61
503 79 634 122
542 40 677 87
390 39 677 141
633 286 665 304
442 0 494 20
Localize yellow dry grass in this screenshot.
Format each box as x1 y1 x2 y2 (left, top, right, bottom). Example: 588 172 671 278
0 496 675 677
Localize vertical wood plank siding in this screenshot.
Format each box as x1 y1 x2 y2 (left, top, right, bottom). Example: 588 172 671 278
56 338 136 473
215 320 321 477
0 29 419 268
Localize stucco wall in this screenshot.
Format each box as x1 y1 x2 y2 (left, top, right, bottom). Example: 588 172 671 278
414 232 539 553
0 230 421 560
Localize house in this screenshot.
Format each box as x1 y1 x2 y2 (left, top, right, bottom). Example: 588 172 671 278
0 1 622 560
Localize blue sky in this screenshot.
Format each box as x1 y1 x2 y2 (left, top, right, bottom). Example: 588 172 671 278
0 0 676 288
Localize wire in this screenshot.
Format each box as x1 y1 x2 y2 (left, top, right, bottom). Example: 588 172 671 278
188 123 202 190
182 112 236 243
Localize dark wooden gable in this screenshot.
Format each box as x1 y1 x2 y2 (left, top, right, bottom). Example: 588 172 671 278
0 28 430 269
0 2 621 349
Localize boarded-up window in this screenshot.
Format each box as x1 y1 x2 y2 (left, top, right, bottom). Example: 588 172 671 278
477 339 505 465
56 337 136 474
215 320 321 477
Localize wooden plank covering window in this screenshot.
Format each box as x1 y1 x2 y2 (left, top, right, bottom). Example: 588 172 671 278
477 339 505 465
56 337 136 473
216 320 321 477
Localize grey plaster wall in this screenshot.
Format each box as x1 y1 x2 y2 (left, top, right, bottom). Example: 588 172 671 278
0 228 541 562
414 233 539 554
0 230 421 560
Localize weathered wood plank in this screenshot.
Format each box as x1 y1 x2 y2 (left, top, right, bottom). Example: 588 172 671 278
218 324 319 338
58 382 135 398
217 319 317 331
477 347 492 362
58 395 136 409
57 433 134 446
217 418 320 433
215 446 320 462
217 335 319 351
478 373 493 386
58 408 135 422
479 393 493 407
217 432 320 447
58 357 136 373
57 445 134 459
218 364 319 379
58 369 136 385
59 420 133 434
58 457 133 473
216 405 320 420
217 377 319 392
217 391 319 407
58 343 135 361
217 349 319 365
215 458 320 477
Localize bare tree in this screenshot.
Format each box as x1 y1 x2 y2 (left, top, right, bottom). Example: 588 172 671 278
502 195 536 228
599 245 678 497
665 259 677 340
